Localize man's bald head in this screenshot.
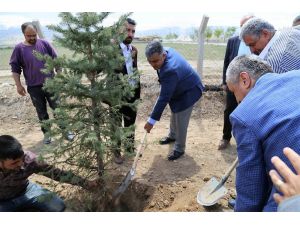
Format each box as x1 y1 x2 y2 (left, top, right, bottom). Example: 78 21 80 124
240 14 254 27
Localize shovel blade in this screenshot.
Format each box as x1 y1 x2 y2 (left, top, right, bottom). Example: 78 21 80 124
197 177 228 206
112 170 134 198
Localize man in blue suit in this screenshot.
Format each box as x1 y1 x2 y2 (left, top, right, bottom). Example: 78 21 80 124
144 40 204 161
226 54 300 211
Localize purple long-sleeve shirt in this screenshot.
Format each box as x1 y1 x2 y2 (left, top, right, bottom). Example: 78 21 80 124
9 39 57 87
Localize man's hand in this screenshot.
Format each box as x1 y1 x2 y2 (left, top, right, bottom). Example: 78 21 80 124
16 84 26 96
222 84 227 91
269 147 300 204
144 122 153 133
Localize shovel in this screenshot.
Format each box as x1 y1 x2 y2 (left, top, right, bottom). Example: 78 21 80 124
197 157 238 206
112 131 148 199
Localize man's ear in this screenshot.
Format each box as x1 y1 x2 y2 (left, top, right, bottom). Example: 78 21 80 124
240 72 251 88
261 29 271 39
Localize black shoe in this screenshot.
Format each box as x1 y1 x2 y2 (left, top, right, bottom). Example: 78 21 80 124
168 151 184 161
159 137 176 145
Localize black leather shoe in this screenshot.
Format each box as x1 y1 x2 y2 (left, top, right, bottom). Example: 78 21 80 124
159 137 176 145
168 151 184 161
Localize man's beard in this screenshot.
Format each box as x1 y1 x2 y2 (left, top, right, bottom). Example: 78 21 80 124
28 39 37 45
123 37 132 45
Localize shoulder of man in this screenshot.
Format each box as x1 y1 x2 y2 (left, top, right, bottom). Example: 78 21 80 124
228 35 240 43
132 45 138 52
13 42 24 50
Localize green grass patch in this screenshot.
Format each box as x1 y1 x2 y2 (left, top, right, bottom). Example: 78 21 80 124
0 42 225 70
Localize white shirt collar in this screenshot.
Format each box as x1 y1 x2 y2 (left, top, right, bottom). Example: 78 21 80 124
259 31 280 59
120 42 132 51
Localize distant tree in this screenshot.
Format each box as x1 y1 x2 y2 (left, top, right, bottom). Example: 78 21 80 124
205 27 213 43
189 28 199 41
224 26 237 41
214 27 224 41
165 32 178 40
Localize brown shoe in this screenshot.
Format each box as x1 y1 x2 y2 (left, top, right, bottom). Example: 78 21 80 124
218 139 230 150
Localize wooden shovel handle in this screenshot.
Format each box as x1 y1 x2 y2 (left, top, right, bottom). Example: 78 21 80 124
220 157 238 184
131 131 147 172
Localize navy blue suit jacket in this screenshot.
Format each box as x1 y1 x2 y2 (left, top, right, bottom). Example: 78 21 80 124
222 36 240 85
150 48 204 121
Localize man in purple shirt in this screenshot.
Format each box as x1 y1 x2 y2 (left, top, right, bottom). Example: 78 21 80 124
9 22 58 144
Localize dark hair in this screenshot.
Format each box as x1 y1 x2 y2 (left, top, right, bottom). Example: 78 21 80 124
126 18 136 26
145 40 164 58
0 135 24 160
21 22 37 34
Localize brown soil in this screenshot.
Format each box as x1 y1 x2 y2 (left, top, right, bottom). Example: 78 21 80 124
0 61 237 212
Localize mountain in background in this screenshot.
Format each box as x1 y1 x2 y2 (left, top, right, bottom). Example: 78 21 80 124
0 26 54 46
0 25 233 47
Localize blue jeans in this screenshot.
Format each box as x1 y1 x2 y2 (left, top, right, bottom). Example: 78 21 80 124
0 182 66 212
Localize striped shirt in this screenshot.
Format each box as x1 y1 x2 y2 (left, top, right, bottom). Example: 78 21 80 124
259 28 300 73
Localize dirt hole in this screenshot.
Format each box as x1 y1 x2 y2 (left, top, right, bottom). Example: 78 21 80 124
65 179 154 212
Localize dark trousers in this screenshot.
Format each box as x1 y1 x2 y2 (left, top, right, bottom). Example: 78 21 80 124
0 182 65 212
114 85 140 153
27 85 58 134
222 89 238 141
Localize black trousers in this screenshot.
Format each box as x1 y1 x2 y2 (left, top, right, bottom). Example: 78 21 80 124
222 89 238 141
115 85 140 153
27 85 58 134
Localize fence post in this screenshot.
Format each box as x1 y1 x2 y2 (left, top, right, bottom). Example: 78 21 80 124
197 15 209 77
32 20 45 39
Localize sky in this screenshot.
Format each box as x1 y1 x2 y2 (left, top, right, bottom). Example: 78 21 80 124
1 0 300 30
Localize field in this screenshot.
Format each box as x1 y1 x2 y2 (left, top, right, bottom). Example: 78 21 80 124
0 42 238 212
0 42 225 69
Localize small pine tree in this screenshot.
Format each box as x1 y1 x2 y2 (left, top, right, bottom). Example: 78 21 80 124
36 12 139 181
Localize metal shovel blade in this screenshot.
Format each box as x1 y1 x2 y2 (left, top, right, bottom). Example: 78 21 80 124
197 177 228 206
112 132 147 199
197 157 238 206
112 168 134 198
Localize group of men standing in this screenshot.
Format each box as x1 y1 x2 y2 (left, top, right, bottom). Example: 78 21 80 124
5 14 300 212
218 16 300 211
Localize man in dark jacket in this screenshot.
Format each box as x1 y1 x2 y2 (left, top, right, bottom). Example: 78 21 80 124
144 40 204 161
218 15 253 150
113 18 140 164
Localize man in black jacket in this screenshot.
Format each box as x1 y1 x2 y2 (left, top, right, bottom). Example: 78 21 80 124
114 18 140 164
218 15 253 150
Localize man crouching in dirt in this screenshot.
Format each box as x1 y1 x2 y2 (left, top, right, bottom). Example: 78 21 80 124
144 40 204 161
226 55 300 211
0 135 97 212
